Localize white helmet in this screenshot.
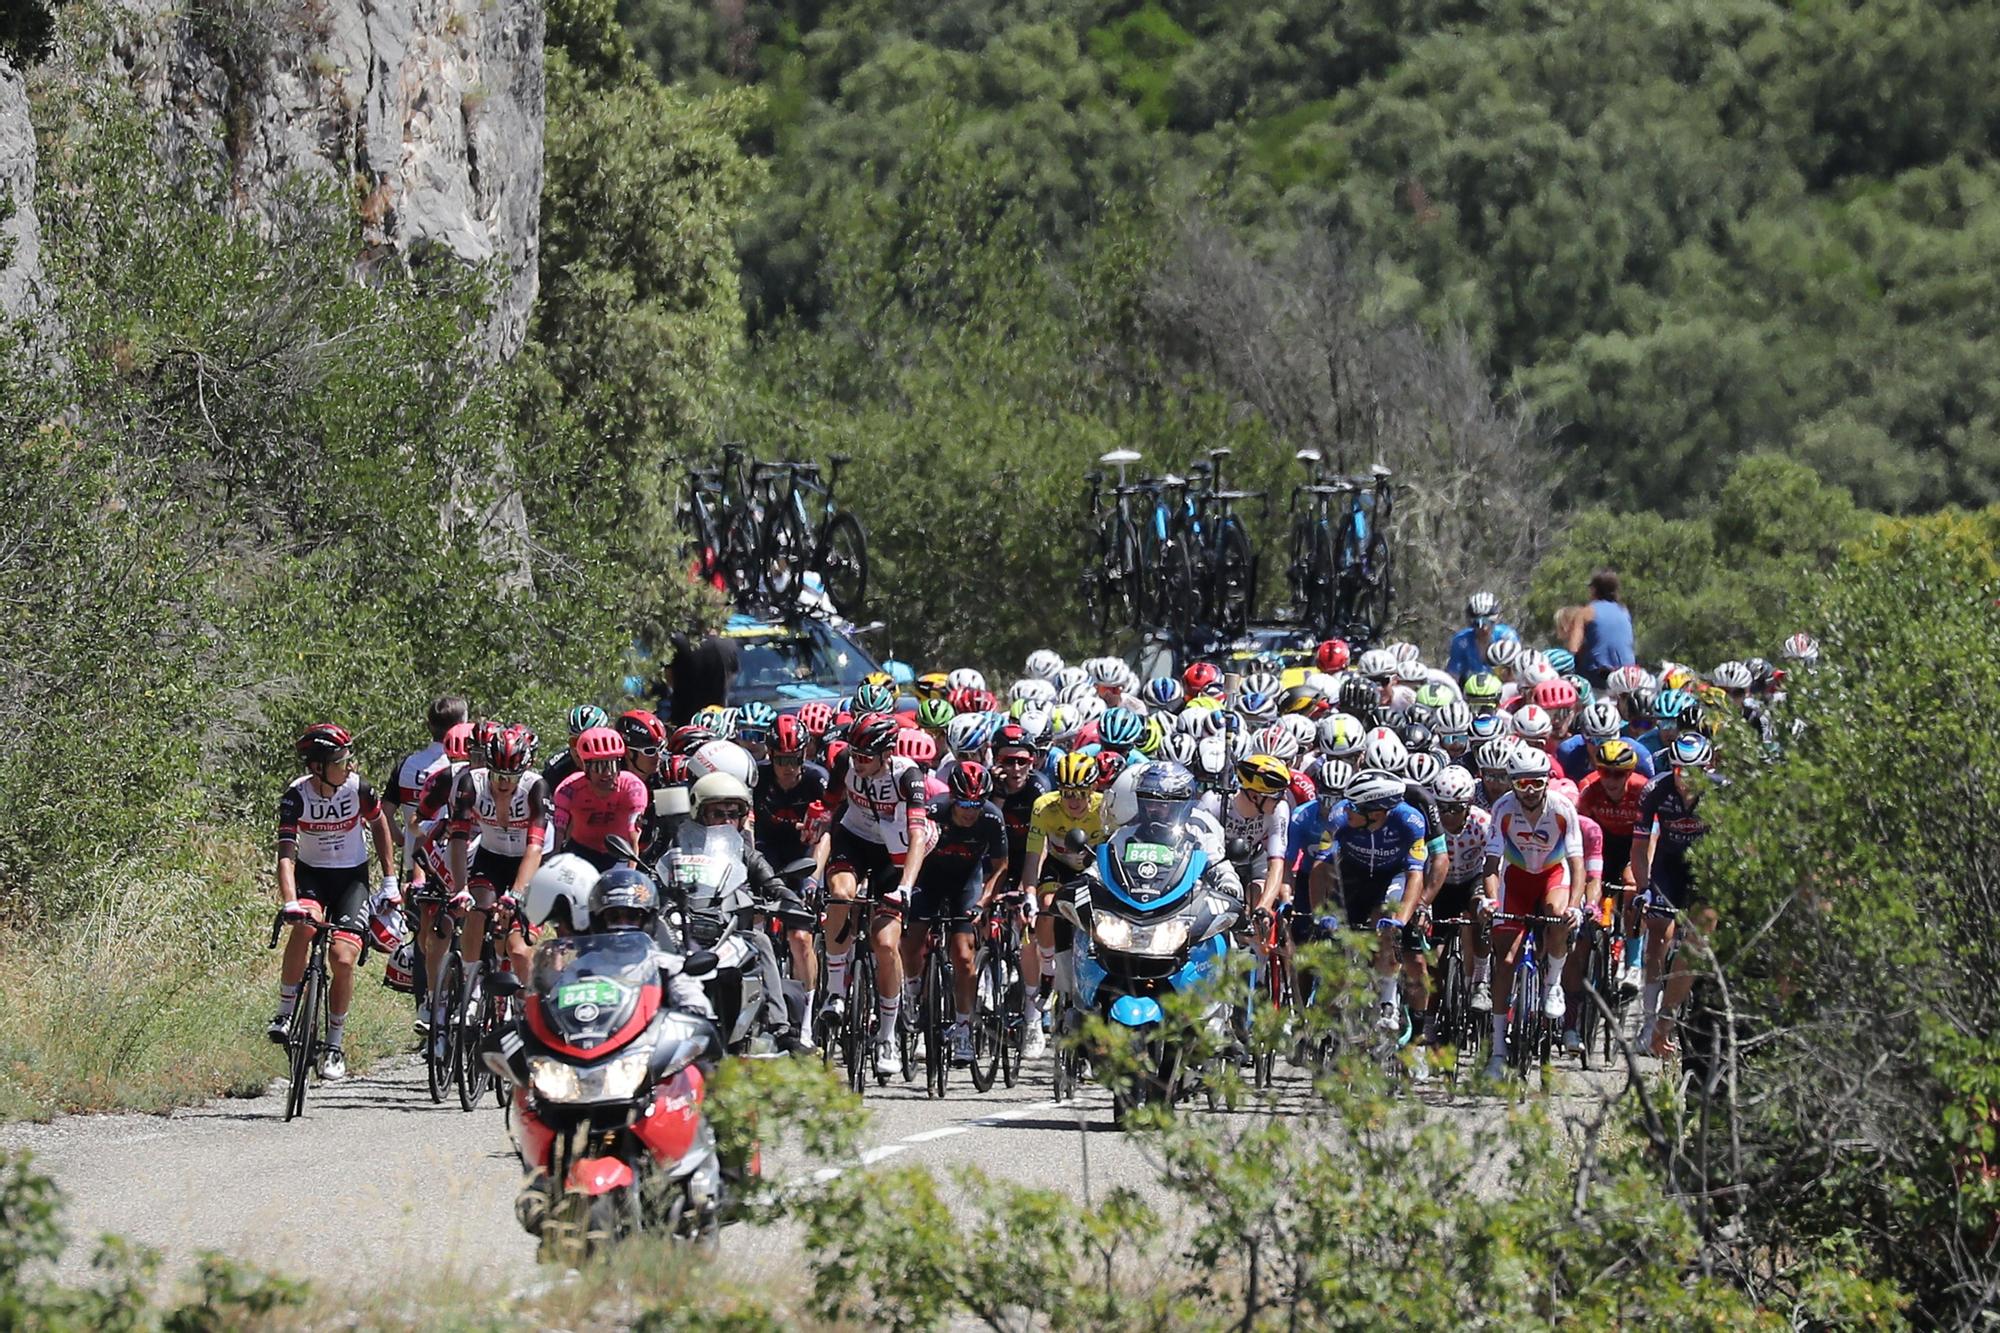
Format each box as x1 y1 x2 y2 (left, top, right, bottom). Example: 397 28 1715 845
1159 732 1196 767
1237 670 1281 702
691 771 753 813
1393 659 1427 685
1362 726 1408 772
1317 713 1365 759
1355 649 1395 681
687 739 757 788
1512 704 1554 742
1048 704 1081 747
1058 680 1097 708
945 713 990 757
1177 706 1223 739
1431 701 1474 737
1305 670 1341 696
1404 751 1444 793
1384 641 1421 664
1519 655 1558 686
1191 732 1232 782
1084 656 1124 686
1315 758 1355 798
947 667 987 693
1255 723 1301 765
1072 695 1107 727
1274 714 1317 753
1431 764 1478 804
1486 636 1523 670
1054 665 1091 695
1781 632 1819 664
1025 649 1065 681
1579 699 1622 740
1345 767 1406 810
1505 745 1552 781
1009 678 1057 708
1605 665 1651 697
525 852 598 932
1712 661 1753 691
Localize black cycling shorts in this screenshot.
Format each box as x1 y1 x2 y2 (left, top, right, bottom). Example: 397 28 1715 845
294 861 370 935
1430 877 1481 926
907 874 981 931
827 823 898 891
1338 865 1403 930
467 847 524 902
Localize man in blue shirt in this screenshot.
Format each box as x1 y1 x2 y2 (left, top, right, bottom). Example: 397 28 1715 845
1447 592 1519 682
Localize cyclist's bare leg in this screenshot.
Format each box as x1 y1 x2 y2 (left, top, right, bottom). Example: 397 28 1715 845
279 927 312 989
823 869 859 1009
948 929 975 1015
788 926 817 995
327 931 361 1033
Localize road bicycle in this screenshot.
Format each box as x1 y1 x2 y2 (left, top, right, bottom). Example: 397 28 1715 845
1572 897 1627 1071
267 905 337 1122
457 889 523 1112
1246 908 1289 1090
1286 447 1397 640
677 442 759 600
752 455 869 616
1424 913 1482 1084
1493 912 1568 1086
1176 448 1266 637
1079 448 1149 633
969 892 1028 1093
907 913 974 1100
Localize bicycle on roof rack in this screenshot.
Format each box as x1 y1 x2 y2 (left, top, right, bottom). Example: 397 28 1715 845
1173 447 1267 638
747 454 869 619
1286 446 1395 643
677 442 760 602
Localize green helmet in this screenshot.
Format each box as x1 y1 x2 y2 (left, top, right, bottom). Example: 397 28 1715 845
1463 672 1503 705
854 680 897 716
918 697 956 730
1414 682 1454 712
566 704 608 738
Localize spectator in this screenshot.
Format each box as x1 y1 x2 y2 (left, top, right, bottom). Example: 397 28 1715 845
666 630 739 724
1564 568 1637 687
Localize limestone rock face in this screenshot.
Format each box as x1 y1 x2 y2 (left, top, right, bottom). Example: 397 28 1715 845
0 58 51 330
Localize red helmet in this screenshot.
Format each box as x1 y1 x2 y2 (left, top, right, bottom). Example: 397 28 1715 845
575 726 626 763
947 685 981 715
670 724 717 755
1181 662 1222 695
771 714 807 758
1531 679 1580 712
1095 748 1127 788
617 709 667 750
442 721 473 763
796 701 835 737
949 759 990 803
851 714 900 757
469 719 503 755
893 727 937 767
488 725 534 775
822 739 849 773
662 752 692 785
296 723 353 763
1315 639 1350 673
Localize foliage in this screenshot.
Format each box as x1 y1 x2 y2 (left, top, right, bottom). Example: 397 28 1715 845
1523 455 1865 664
1692 520 2000 1322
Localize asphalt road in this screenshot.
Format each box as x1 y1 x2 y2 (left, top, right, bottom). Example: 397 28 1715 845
0 1023 1642 1297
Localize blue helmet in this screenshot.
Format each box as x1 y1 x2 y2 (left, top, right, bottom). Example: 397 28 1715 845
1653 688 1695 723
1142 677 1185 710
1543 648 1576 675
1100 707 1147 750
738 700 778 735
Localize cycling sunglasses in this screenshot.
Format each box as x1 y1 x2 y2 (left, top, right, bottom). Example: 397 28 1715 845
1438 801 1470 816
1512 777 1547 793
1058 785 1094 799
953 798 985 810
628 744 662 757
992 753 1033 767
490 765 529 780
772 754 805 767
736 728 768 745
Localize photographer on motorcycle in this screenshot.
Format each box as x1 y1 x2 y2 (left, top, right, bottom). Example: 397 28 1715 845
686 772 815 1055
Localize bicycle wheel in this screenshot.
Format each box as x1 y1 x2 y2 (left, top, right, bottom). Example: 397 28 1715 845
1362 529 1394 636
1305 523 1338 636
1109 516 1145 629
1049 994 1075 1103
999 949 1024 1089
760 504 810 603
1156 538 1197 637
968 948 1003 1093
427 952 461 1104
817 511 869 616
1214 521 1256 636
925 948 950 1099
457 967 487 1112
1576 935 1604 1071
285 957 320 1122
719 507 762 603
846 947 876 1096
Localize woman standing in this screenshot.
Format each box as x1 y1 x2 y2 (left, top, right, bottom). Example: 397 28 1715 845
1564 568 1636 688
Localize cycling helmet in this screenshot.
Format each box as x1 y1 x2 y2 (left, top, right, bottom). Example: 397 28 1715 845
1653 688 1694 724
945 712 993 757
1025 649 1065 682
587 867 660 933
1593 738 1640 772
1317 713 1365 760
1506 746 1552 781
1099 707 1147 751
1432 701 1473 739
1781 632 1819 665
1565 675 1596 709
616 709 667 752
671 724 718 755
488 725 534 775
1395 719 1435 755
914 671 951 701
1712 661 1753 692
894 728 938 767
737 700 778 737
1129 677 1176 713
1630 686 1658 719
1512 704 1553 742
1670 733 1715 769
296 722 353 764
1010 678 1058 711
917 697 956 731
1072 695 1107 728
1660 664 1697 693
1190 733 1231 784
687 739 757 788
1054 665 1091 696
1278 683 1328 719
1236 689 1279 725
947 667 988 694
849 714 901 757
1095 748 1128 789
1314 638 1351 672
852 681 896 717
768 715 806 760
1543 648 1576 676
1605 665 1650 697
1466 591 1500 620
1135 716 1167 759
1177 706 1223 739
796 701 836 737
1382 641 1419 664
1315 759 1355 801
690 705 734 738
1083 657 1123 687
1133 761 1197 823
525 853 598 932
1234 670 1279 703
1253 724 1301 765
1684 701 1720 739
1355 649 1395 682
1048 705 1081 747
575 726 626 763
1519 655 1558 687
1463 672 1503 707
1054 750 1100 790
1235 753 1290 796
1390 660 1425 687
1746 657 1777 691
1485 637 1523 670
990 720 1033 756
1176 661 1219 697
1015 707 1055 750
384 940 417 993
442 721 473 763
1579 699 1622 741
947 759 990 803
1413 682 1455 713
1274 714 1317 753
1404 751 1444 793
1159 732 1196 767
1468 714 1508 747
1477 739 1517 773
1362 727 1408 772
566 704 608 738
690 771 753 819
859 670 894 691
1337 674 1378 719
1347 768 1405 812
1432 765 1478 805
1530 679 1579 714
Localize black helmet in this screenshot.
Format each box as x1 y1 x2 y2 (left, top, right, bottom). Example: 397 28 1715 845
1396 720 1435 755
851 714 900 757
1337 675 1376 719
587 868 659 933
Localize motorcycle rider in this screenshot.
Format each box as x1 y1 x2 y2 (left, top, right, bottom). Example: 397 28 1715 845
685 772 815 1055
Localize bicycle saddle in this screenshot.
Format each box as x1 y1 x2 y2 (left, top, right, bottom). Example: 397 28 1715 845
830 453 852 466
1294 447 1322 464
1370 463 1394 479
1101 448 1143 466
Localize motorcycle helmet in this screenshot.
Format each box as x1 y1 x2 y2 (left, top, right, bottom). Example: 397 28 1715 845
587 867 660 933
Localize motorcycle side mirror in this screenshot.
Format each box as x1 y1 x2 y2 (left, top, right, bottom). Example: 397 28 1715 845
1224 837 1254 866
684 949 720 978
1064 828 1092 854
605 833 640 863
488 972 524 998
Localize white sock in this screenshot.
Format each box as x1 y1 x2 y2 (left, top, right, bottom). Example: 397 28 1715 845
826 950 850 998
277 983 299 1018
801 987 817 1015
1544 967 1563 1000
877 994 900 1037
1024 992 1042 1021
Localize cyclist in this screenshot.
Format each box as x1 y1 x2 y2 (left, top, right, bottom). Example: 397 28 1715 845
551 726 647 872
821 713 931 1078
1211 753 1295 917
1632 732 1717 1060
1427 764 1494 1022
1477 745 1583 1080
388 695 468 881
443 723 545 1054
896 761 1007 1065
542 704 606 795
271 724 397 1081
1448 593 1518 681
756 715 828 1014
1577 737 1651 995
987 723 1051 893
1018 751 1108 1058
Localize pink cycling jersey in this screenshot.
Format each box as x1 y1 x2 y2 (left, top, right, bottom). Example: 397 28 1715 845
552 770 647 853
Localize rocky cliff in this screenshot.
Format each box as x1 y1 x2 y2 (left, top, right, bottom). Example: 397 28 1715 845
0 57 49 330
108 0 545 361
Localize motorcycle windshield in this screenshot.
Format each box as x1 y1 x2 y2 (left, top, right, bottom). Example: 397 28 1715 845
663 823 747 945
1103 818 1199 909
531 930 656 1050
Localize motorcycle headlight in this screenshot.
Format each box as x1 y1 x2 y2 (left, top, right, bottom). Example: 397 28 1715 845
1092 914 1132 950
1133 918 1189 957
529 1057 581 1103
596 1047 651 1102
529 1048 652 1104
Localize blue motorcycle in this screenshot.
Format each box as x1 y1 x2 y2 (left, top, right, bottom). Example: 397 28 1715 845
1061 813 1241 1119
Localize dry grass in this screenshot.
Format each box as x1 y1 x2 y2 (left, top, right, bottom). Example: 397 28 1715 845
0 828 407 1121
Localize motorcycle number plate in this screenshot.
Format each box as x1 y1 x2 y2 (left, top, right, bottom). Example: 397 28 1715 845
1123 842 1175 866
556 979 625 1009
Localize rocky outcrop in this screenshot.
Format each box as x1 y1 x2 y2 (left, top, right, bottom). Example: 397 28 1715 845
109 0 544 361
0 57 51 331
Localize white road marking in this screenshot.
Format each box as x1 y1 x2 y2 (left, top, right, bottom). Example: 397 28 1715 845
901 1125 970 1144
858 1144 908 1165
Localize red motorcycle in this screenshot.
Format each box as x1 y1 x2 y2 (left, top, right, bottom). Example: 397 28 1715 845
485 930 730 1260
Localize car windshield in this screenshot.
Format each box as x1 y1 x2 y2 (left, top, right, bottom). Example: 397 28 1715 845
732 626 873 702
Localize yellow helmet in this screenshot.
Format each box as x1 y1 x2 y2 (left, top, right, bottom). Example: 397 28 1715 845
1592 738 1638 772
1184 694 1222 712
1136 717 1165 758
860 670 894 690
914 672 951 701
1054 751 1099 791
1234 753 1291 796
